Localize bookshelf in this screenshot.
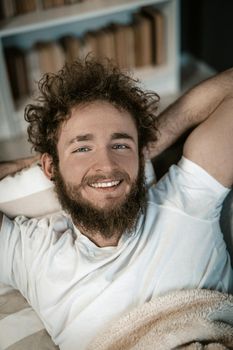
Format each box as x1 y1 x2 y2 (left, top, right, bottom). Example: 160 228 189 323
0 0 180 141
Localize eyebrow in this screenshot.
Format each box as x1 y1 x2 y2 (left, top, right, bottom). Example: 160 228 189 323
68 134 94 145
67 132 135 146
111 132 135 142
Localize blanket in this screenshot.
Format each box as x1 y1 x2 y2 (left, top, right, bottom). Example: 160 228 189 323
0 287 232 349
88 289 233 350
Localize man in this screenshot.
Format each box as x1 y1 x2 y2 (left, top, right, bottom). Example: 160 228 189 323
0 58 232 349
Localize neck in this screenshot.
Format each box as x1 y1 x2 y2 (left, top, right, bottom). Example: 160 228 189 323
76 224 122 247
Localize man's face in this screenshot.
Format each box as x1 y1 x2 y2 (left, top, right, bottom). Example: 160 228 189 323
45 100 146 242
56 100 140 210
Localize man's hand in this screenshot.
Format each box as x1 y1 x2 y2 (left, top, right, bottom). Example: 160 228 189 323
0 154 40 181
148 68 233 187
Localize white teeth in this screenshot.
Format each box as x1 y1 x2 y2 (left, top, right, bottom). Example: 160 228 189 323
90 180 120 188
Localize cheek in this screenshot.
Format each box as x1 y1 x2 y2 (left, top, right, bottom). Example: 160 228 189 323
130 160 139 175
108 151 139 179
59 159 85 184
121 157 139 181
124 146 140 174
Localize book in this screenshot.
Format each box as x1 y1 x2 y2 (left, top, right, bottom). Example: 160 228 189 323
60 35 81 63
95 28 116 61
133 13 153 67
42 0 56 9
112 23 136 69
82 31 98 59
0 0 15 19
42 0 52 9
141 6 165 65
15 0 37 15
123 24 136 68
65 0 80 4
36 41 65 74
5 47 29 101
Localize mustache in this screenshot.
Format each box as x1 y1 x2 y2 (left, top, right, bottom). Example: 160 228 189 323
81 170 131 186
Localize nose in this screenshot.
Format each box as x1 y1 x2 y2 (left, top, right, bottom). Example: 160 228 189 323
92 147 116 173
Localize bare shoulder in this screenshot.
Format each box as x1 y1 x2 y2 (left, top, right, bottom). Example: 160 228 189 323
183 97 233 188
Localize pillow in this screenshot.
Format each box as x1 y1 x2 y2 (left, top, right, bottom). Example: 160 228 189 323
0 164 61 218
0 283 58 350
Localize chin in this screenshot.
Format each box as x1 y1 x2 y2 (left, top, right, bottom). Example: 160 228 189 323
86 197 125 212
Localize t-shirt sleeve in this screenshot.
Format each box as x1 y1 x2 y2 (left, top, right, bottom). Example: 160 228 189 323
152 156 231 220
0 214 61 296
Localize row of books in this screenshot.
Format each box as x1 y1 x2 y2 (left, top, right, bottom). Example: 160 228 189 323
5 7 165 103
0 0 85 19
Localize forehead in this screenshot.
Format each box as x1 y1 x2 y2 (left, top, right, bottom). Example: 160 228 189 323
59 101 138 142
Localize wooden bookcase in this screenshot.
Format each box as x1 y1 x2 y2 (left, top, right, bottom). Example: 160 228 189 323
0 0 180 140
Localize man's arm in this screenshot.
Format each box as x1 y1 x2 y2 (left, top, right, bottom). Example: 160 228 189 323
0 155 39 228
0 155 39 181
148 68 233 187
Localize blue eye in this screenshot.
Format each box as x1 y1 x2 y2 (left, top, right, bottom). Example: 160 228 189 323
112 144 130 150
72 146 91 153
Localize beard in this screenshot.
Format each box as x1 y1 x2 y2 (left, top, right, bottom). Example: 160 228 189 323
53 159 146 240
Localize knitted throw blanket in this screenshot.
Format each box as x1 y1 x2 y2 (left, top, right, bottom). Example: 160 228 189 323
88 289 233 350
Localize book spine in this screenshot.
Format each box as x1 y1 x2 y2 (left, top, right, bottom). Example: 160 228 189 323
4 5 166 103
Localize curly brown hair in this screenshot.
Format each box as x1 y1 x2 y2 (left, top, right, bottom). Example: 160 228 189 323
25 57 159 163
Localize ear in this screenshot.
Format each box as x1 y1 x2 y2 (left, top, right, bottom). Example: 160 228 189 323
41 153 54 181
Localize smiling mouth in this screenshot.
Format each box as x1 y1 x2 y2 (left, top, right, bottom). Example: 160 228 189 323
89 180 122 189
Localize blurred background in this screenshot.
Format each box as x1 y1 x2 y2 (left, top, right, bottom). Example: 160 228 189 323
0 0 232 160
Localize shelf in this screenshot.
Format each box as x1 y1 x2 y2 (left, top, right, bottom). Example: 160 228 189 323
0 0 166 37
0 0 180 141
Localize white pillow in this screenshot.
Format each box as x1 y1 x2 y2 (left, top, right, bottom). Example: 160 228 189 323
0 164 61 218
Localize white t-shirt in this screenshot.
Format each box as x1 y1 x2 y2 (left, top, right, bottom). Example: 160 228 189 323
0 157 232 350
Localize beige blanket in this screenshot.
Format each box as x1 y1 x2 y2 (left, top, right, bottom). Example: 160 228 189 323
89 289 233 350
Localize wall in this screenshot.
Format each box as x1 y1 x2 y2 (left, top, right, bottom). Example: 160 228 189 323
181 0 233 71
